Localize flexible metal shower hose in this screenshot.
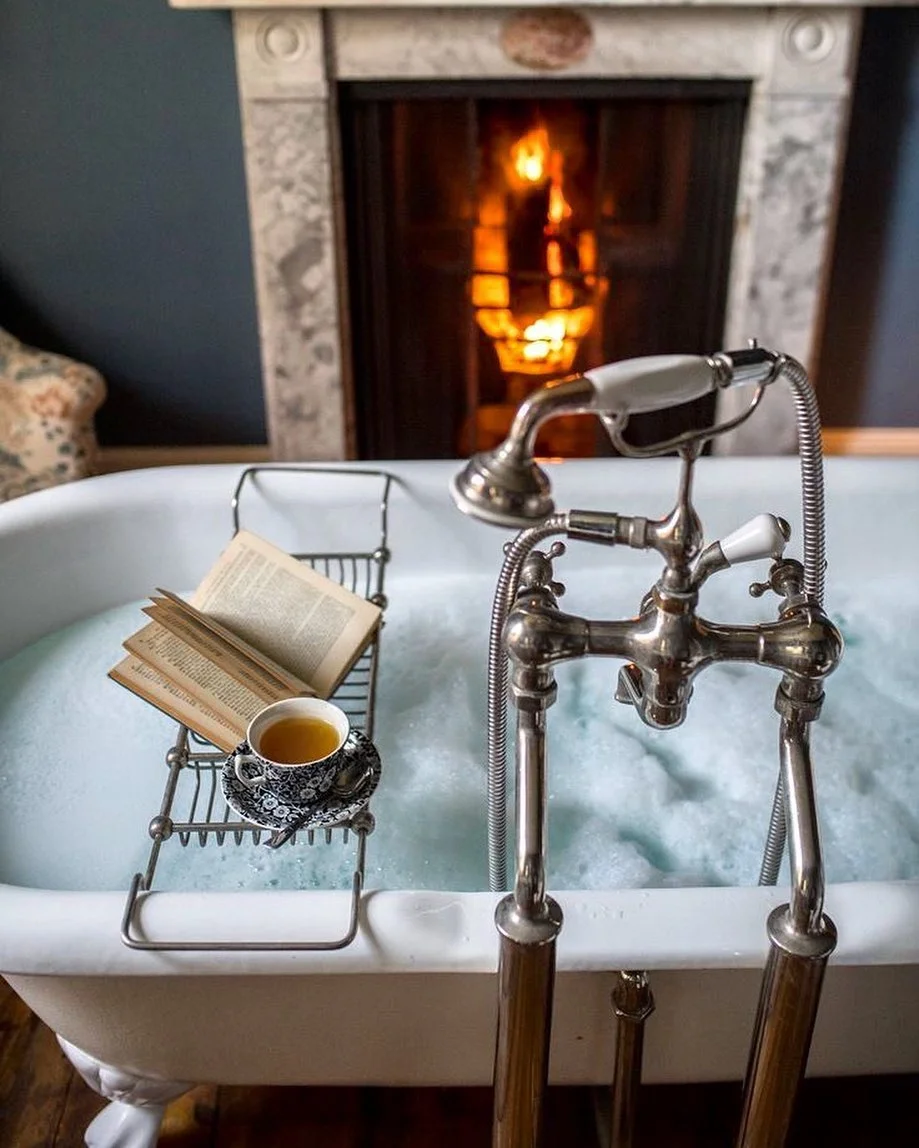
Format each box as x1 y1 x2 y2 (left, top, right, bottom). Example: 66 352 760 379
758 357 827 886
486 515 568 891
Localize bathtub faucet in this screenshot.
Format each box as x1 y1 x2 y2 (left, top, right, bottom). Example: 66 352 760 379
451 347 841 1148
504 455 842 734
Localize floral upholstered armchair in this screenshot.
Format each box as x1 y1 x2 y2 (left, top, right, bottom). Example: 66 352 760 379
0 328 106 503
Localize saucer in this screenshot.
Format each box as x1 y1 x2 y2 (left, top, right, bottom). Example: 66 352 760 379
221 730 382 831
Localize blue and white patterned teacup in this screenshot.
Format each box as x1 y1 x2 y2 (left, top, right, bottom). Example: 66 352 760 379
233 697 350 805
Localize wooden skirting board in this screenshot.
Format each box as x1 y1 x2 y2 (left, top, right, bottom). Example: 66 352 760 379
821 428 919 456
96 429 919 475
96 444 272 473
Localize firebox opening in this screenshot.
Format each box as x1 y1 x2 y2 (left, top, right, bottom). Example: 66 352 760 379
339 79 749 461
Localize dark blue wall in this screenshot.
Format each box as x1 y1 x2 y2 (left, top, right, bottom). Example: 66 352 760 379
0 4 916 445
0 0 264 446
818 7 919 427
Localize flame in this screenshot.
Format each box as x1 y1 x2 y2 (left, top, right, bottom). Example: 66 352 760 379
547 149 572 229
511 128 549 184
546 240 574 308
476 307 595 375
473 121 599 376
521 317 568 362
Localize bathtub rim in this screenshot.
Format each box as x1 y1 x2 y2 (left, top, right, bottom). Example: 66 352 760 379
1 880 917 977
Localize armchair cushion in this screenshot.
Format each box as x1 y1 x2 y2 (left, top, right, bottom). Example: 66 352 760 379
0 329 106 502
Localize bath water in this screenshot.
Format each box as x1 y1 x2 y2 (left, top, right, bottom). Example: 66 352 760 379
0 566 916 894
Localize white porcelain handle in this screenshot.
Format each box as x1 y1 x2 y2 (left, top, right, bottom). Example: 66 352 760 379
720 514 789 565
584 354 714 415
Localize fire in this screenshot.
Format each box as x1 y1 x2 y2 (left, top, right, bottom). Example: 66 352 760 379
473 121 597 376
547 150 572 228
523 317 564 360
476 306 595 375
511 127 549 184
507 128 574 230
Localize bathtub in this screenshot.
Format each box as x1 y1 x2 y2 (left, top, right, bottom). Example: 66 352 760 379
1 458 918 1142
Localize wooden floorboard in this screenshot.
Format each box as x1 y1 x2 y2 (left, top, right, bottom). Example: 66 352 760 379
2 977 916 1146
160 1086 220 1147
52 1077 106 1148
0 984 75 1148
214 1085 365 1148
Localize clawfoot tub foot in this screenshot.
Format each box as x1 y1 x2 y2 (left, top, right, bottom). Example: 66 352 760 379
57 1036 193 1148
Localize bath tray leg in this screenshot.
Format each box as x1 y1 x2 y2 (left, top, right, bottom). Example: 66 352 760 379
57 1036 192 1148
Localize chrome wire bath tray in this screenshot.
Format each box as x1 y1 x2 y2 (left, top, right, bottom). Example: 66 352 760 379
121 465 394 952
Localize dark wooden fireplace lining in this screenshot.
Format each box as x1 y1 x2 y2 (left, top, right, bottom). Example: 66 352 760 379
339 79 750 460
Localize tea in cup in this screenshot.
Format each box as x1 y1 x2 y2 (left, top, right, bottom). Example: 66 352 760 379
234 697 350 805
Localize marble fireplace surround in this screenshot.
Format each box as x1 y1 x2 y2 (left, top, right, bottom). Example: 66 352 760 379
175 2 870 457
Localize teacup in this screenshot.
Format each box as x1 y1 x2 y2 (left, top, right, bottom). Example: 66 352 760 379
233 697 350 805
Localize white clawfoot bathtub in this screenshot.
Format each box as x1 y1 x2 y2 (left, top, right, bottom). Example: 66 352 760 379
1 459 918 1144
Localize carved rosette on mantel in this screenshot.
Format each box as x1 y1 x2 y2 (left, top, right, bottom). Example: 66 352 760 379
224 4 861 459
499 8 594 71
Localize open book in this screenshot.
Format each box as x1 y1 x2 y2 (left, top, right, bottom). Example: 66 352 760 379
109 530 382 752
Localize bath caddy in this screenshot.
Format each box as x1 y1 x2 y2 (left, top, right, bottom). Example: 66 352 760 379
121 465 394 952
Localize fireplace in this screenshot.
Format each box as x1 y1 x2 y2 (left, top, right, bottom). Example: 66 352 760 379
221 3 862 459
340 79 748 459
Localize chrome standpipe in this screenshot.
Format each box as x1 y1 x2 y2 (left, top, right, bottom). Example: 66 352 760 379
493 550 564 1148
486 525 569 892
451 347 840 1148
610 971 655 1148
736 685 837 1148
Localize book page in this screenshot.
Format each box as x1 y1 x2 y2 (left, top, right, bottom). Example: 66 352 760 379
145 597 311 698
108 656 244 752
191 530 382 697
123 621 285 735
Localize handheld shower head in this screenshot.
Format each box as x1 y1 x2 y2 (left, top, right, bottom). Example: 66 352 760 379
451 374 593 527
450 442 554 529
583 354 715 412
450 348 780 527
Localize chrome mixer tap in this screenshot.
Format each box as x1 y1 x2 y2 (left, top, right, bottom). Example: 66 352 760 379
452 346 842 1148
505 456 840 733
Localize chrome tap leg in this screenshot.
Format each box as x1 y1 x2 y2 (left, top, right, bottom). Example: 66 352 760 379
736 705 837 1148
735 908 836 1148
609 971 655 1148
493 578 563 1148
493 895 564 1148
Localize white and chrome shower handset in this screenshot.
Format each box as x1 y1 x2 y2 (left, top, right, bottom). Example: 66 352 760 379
450 347 781 527
584 353 721 413
585 346 781 412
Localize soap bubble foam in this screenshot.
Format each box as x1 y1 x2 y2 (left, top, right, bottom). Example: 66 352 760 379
0 567 916 894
